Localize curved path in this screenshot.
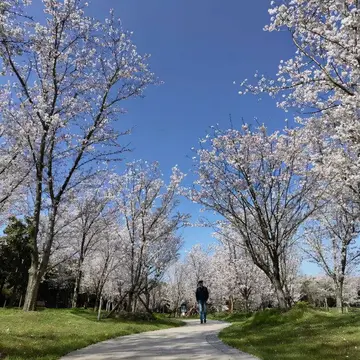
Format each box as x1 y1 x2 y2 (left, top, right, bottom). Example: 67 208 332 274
60 319 258 360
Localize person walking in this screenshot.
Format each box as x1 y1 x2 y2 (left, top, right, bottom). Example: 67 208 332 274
196 280 209 324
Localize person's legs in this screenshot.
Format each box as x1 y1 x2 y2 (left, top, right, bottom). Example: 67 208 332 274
203 302 207 323
198 301 204 323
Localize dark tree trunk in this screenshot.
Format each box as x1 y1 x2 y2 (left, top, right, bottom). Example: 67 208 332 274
23 205 57 311
9 284 18 306
138 295 152 314
72 262 83 308
126 291 134 312
23 264 41 311
23 133 47 312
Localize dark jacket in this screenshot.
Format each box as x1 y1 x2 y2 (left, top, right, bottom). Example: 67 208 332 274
196 285 209 302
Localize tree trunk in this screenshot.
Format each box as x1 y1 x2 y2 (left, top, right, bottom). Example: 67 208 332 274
335 281 344 313
72 263 83 308
72 231 87 308
244 297 249 313
23 206 57 311
324 297 329 311
104 293 127 318
272 278 288 310
23 265 41 311
138 295 153 314
229 295 234 313
9 284 18 306
84 294 89 309
132 297 137 312
126 291 134 312
284 283 292 308
94 283 105 312
145 291 150 311
94 296 99 312
23 132 47 312
97 296 103 321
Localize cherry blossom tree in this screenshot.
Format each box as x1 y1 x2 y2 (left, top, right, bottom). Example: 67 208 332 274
180 244 213 312
70 181 113 308
0 0 156 310
247 1 360 313
189 126 319 309
240 0 360 116
206 246 231 311
184 244 212 285
343 276 360 307
298 276 334 308
178 241 277 312
0 1 30 217
148 282 170 313
164 261 190 315
0 135 30 222
81 226 121 311
239 0 360 238
213 233 275 312
0 1 29 48
106 161 188 315
237 0 360 209
304 199 360 312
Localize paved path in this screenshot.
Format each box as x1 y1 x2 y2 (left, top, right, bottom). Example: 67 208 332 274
60 319 258 360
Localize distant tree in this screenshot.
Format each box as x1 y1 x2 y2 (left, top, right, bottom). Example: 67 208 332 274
164 261 189 316
82 228 121 311
0 217 32 305
107 161 187 315
304 199 360 312
70 181 112 308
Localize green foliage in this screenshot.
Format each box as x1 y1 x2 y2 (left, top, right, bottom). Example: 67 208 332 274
113 311 156 322
0 217 32 304
292 301 311 310
210 311 253 323
0 308 184 360
218 307 360 360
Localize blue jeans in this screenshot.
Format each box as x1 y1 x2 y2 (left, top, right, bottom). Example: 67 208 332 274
198 301 207 322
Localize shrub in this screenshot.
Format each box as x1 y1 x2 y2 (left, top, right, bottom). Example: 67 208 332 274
113 311 156 322
293 301 311 310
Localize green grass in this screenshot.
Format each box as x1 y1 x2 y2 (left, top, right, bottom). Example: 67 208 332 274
217 306 360 360
0 308 184 360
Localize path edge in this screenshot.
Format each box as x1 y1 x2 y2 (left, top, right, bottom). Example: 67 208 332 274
206 322 260 360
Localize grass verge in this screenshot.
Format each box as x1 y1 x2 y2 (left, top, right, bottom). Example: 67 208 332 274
0 308 184 360
217 306 360 360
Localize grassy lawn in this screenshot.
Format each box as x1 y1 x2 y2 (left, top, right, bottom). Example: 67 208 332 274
215 306 360 360
0 308 184 360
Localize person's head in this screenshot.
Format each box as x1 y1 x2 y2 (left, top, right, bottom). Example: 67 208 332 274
198 280 204 287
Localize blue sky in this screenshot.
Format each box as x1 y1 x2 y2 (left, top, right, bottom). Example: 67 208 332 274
29 1 320 273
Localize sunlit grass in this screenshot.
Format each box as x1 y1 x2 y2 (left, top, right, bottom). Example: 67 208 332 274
0 308 184 360
217 306 360 360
